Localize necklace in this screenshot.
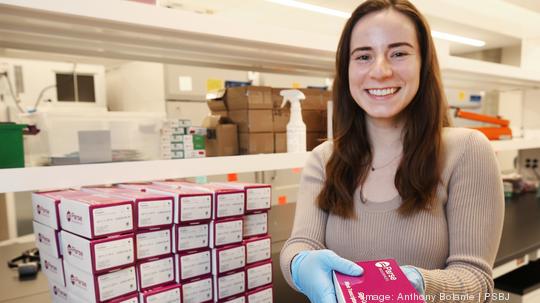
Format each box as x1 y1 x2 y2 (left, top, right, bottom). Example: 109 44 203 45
370 153 402 171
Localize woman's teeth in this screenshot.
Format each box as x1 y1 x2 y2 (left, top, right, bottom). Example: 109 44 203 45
367 87 399 96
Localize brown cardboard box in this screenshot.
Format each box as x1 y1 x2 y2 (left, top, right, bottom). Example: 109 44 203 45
227 86 273 110
203 116 239 157
272 108 290 132
275 132 326 152
207 90 229 117
274 132 286 153
271 88 330 111
302 110 327 132
228 110 273 133
239 132 274 155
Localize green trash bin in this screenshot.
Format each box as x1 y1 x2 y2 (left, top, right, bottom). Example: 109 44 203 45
0 123 27 168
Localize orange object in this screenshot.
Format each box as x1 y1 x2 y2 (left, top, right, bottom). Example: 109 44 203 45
454 108 512 140
278 195 287 205
227 173 238 182
292 168 302 174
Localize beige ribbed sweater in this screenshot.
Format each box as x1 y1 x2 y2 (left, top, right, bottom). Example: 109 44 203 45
280 127 505 303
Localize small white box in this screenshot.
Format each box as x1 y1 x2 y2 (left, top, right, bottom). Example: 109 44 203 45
212 244 246 275
48 280 70 303
246 261 272 290
145 185 212 224
211 183 271 213
246 285 273 303
244 235 271 265
32 190 88 230
210 217 244 248
182 275 213 303
213 269 246 302
187 127 207 136
136 227 172 260
139 283 182 303
61 230 135 274
243 212 268 239
136 254 176 291
59 195 134 239
173 222 210 253
185 150 206 158
41 252 65 286
64 263 137 303
175 248 212 282
33 220 61 258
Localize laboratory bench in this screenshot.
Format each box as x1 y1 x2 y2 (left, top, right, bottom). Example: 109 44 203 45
1 193 539 303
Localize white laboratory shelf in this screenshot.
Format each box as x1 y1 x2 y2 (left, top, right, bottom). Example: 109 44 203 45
491 138 540 152
0 152 310 193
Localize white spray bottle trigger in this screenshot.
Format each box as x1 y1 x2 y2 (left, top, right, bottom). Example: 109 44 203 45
280 89 305 108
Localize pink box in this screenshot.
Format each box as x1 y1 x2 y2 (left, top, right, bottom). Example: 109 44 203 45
246 284 273 303
41 252 66 286
218 294 246 303
212 243 246 275
173 221 210 253
333 259 423 303
59 194 134 239
107 293 139 303
83 187 173 229
61 230 135 274
136 227 172 260
211 217 244 248
145 184 213 224
244 235 271 265
33 220 62 258
139 283 182 303
175 248 212 282
242 211 268 239
182 275 213 303
211 182 271 213
64 262 137 303
245 260 272 291
117 182 153 192
136 254 176 291
32 190 90 230
213 269 246 302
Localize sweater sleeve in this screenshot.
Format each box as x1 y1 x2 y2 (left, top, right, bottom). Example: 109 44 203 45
417 131 505 303
279 142 331 290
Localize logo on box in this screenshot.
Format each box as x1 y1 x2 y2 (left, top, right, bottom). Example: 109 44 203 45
44 260 58 273
70 274 88 289
38 233 51 245
67 244 84 259
375 261 397 281
66 211 83 224
37 205 50 217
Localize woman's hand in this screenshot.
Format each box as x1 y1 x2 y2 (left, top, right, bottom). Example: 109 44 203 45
291 249 364 303
401 265 426 295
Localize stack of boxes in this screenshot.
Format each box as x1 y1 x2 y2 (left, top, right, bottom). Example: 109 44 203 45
32 180 273 303
161 119 207 159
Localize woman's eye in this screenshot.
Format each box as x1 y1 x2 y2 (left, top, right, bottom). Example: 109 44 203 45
392 51 409 58
355 54 371 61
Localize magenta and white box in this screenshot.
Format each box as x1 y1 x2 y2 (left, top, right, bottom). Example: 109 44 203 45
175 248 212 282
117 182 153 192
212 243 245 275
136 254 175 291
243 212 268 239
211 182 271 213
182 275 213 303
41 252 66 286
173 221 210 252
139 283 181 303
333 259 424 303
32 189 89 230
64 263 137 303
210 217 243 248
246 285 273 303
48 280 70 303
246 260 272 291
33 220 62 258
83 187 173 229
218 294 246 303
213 268 246 302
136 227 172 260
61 230 135 274
59 194 134 239
244 235 271 265
145 184 213 224
106 293 139 303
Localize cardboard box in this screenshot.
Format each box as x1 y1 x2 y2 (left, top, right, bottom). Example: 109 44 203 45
139 283 181 303
244 235 271 265
274 133 286 153
302 110 327 132
32 190 89 230
41 253 66 286
272 88 329 111
226 86 273 110
136 227 172 260
213 269 246 302
246 284 273 303
145 185 213 224
48 280 70 303
271 107 290 133
219 294 246 303
33 220 62 258
212 244 246 275
239 133 274 155
203 115 239 157
228 110 273 133
243 212 268 239
210 217 244 248
211 183 271 213
182 275 213 303
173 221 210 253
175 248 212 282
61 231 135 274
136 254 175 291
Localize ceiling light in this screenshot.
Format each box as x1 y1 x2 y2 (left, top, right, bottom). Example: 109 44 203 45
431 30 485 47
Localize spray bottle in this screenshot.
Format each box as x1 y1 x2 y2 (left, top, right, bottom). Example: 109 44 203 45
280 89 306 152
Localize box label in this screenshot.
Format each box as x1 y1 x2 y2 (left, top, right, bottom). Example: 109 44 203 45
247 263 272 290
216 193 245 218
182 277 213 303
98 266 137 301
215 220 243 246
179 195 212 222
93 204 133 236
246 238 271 264
147 287 181 303
138 199 173 227
243 213 267 238
140 256 175 289
116 297 138 303
223 296 246 303
177 224 208 251
95 237 134 271
218 271 245 300
181 251 211 280
246 187 271 211
137 229 171 259
247 287 273 303
219 246 245 274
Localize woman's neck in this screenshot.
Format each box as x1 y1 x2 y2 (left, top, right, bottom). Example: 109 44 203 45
366 117 404 153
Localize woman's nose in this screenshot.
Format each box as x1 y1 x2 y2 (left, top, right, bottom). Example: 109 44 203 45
369 56 393 79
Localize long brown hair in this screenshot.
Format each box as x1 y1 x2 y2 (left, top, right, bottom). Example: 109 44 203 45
317 0 450 218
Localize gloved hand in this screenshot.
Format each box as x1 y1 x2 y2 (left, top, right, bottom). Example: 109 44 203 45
291 249 363 303
401 265 425 296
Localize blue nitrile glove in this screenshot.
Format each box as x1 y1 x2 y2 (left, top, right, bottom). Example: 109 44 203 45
291 249 364 303
401 265 426 296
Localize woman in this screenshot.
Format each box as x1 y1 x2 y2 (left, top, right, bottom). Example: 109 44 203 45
279 1 504 303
